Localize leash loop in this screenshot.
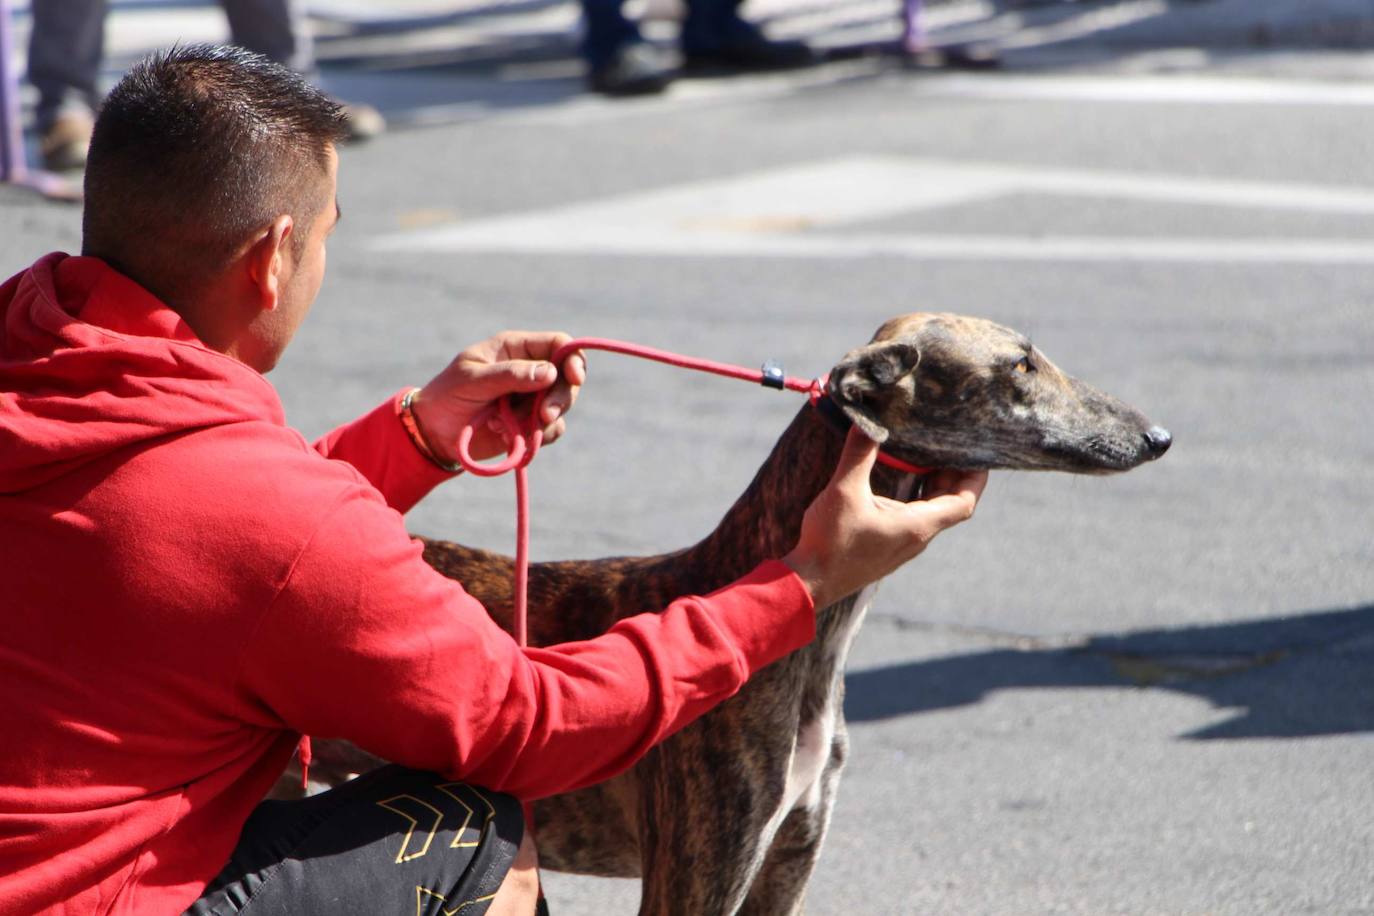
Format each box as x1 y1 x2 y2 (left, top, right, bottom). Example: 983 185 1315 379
454 396 537 477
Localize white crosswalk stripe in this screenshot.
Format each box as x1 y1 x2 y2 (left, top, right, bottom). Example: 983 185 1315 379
371 155 1374 262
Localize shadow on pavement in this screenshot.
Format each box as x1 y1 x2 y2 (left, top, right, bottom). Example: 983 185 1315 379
845 603 1374 739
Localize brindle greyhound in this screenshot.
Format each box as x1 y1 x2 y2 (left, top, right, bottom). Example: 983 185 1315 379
293 312 1170 915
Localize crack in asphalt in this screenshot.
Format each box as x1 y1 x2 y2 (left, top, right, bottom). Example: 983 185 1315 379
865 611 1090 651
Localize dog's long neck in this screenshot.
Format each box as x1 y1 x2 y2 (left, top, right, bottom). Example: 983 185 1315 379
671 405 906 595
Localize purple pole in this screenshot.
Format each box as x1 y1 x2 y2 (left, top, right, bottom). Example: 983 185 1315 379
901 0 926 54
0 0 77 198
0 0 28 183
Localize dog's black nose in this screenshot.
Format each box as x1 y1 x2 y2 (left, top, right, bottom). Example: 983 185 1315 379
1143 426 1172 456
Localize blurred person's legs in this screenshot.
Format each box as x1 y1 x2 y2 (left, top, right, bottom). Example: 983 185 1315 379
679 0 814 71
27 0 102 170
582 0 674 96
221 0 314 74
582 0 815 96
220 0 384 140
582 0 640 72
26 0 382 172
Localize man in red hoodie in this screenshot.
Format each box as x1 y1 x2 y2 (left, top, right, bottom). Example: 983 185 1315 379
0 45 986 916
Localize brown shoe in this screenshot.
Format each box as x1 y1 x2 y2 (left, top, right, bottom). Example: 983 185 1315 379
338 102 385 142
40 112 94 172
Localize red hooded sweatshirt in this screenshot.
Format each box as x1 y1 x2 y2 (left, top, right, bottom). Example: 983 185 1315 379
0 253 816 915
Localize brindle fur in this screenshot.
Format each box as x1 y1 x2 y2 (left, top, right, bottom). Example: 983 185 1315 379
289 313 1168 915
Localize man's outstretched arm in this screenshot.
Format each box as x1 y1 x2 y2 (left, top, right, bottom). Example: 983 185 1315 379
235 480 818 801
236 426 984 801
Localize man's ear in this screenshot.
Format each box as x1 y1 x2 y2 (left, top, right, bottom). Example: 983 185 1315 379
827 340 921 444
245 215 295 312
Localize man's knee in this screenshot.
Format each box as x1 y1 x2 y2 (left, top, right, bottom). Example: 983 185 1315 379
488 826 540 916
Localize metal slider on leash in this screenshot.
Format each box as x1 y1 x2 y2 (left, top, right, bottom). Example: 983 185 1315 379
760 360 787 390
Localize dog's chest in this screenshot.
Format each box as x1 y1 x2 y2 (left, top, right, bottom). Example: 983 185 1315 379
780 474 914 815
780 581 874 813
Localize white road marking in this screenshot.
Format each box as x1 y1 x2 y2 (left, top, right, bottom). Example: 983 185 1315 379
371 156 1374 263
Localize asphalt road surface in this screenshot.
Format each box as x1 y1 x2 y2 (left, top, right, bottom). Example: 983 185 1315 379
3 14 1373 913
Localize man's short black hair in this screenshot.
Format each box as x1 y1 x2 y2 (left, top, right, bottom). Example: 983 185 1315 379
82 44 349 306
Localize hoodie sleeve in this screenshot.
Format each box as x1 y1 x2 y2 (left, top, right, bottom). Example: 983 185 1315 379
235 480 815 801
312 391 453 514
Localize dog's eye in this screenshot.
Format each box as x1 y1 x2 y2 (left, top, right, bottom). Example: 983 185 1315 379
1013 357 1033 374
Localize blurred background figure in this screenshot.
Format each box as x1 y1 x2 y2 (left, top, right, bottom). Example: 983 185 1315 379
582 0 815 96
27 0 385 171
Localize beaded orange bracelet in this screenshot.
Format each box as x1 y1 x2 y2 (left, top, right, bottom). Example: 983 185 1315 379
398 387 463 473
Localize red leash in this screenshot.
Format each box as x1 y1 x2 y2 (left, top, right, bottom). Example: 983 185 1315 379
449 337 929 649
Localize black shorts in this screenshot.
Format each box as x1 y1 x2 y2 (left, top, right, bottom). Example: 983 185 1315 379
188 765 525 916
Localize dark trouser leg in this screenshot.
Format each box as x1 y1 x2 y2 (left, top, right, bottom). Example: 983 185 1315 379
188 765 524 916
680 0 812 68
580 0 642 70
219 0 315 75
27 0 105 131
680 0 750 55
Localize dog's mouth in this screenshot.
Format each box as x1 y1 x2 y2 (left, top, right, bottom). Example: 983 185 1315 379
1041 427 1172 474
1043 441 1139 475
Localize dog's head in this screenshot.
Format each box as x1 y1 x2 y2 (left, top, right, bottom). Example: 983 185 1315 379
827 313 1170 474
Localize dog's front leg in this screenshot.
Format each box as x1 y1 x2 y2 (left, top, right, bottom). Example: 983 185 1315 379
635 724 788 916
734 807 828 916
733 737 843 916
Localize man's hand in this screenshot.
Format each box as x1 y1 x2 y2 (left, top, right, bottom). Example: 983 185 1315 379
410 331 588 464
784 428 988 609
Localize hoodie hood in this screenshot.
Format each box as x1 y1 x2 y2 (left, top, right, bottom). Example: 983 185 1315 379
0 253 284 493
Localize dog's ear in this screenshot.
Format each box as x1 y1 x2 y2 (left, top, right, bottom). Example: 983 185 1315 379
828 340 922 444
